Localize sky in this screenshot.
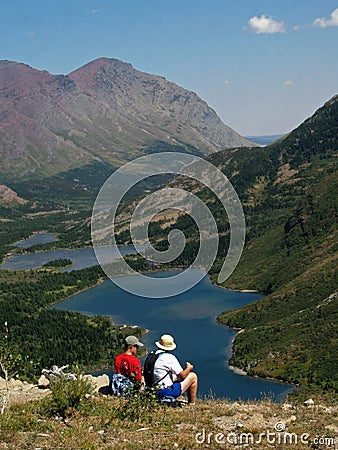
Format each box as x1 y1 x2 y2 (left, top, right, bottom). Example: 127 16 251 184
1 0 337 136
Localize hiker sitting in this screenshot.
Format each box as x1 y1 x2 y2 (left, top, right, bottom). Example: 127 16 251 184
149 334 198 405
112 335 144 394
114 335 144 381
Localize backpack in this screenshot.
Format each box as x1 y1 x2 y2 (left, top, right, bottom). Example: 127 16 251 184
109 373 133 397
143 351 160 387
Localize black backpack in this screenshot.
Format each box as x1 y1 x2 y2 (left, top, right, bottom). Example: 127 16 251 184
143 351 160 387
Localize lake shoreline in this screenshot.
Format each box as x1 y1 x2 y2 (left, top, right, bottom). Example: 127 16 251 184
4 238 292 399
54 272 292 400
209 274 260 294
229 365 248 376
55 268 293 396
47 277 106 308
50 270 293 395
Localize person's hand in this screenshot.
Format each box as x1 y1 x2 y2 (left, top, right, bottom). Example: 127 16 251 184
186 361 193 371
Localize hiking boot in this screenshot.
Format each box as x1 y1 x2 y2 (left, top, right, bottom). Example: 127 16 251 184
175 395 188 404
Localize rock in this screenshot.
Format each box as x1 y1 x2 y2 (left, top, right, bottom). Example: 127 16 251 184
304 398 315 407
321 407 333 414
8 378 23 389
251 413 264 426
38 374 50 388
21 383 33 392
282 403 294 410
94 374 110 391
83 374 110 393
325 424 338 433
285 415 297 424
213 416 237 432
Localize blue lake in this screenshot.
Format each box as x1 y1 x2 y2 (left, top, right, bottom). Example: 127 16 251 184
2 235 294 401
0 245 137 272
54 271 294 402
14 233 58 248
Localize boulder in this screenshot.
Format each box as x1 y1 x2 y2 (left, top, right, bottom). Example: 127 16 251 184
83 374 110 392
38 374 50 388
8 378 23 389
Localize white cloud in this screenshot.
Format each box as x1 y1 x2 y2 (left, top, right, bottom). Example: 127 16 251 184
224 79 235 85
313 8 338 27
90 8 103 14
248 14 285 34
283 80 294 86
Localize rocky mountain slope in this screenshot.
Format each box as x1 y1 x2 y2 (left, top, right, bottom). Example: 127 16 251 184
0 185 26 205
0 58 252 181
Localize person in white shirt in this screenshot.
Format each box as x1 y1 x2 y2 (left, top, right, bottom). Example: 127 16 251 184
153 334 198 405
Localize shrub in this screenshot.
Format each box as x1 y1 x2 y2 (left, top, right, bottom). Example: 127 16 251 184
41 367 94 417
112 382 160 422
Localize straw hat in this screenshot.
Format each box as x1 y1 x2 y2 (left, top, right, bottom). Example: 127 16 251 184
155 334 176 351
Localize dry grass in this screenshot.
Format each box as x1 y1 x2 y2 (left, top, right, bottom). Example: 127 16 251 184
0 394 337 449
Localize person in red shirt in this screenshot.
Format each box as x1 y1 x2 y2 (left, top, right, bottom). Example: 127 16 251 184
114 335 144 381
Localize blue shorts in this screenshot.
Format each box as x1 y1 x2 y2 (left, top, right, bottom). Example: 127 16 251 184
157 381 182 399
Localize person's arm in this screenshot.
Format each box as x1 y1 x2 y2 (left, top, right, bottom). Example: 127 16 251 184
133 357 143 381
177 362 193 381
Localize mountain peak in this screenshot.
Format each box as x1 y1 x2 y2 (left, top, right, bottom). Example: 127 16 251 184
69 57 133 75
68 57 253 150
0 60 51 80
0 58 254 180
68 57 135 88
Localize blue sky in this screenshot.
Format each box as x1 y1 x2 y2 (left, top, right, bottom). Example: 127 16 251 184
1 0 337 135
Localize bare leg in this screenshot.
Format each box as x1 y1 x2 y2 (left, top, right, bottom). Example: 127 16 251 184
180 372 198 404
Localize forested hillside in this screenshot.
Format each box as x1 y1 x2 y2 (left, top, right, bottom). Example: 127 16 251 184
215 96 338 393
0 266 145 378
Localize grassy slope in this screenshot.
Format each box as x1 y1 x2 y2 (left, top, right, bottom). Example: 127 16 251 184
1 395 337 449
215 97 338 393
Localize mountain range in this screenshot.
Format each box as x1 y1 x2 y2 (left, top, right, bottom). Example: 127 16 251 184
0 58 252 182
